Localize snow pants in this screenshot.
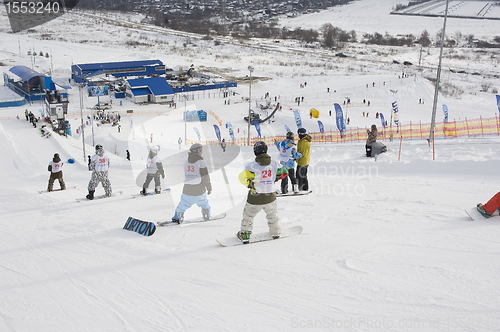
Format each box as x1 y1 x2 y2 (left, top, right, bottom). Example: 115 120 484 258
48 171 65 191
296 165 309 191
88 171 112 197
483 191 500 215
280 168 297 194
174 193 210 219
143 173 161 191
241 200 280 236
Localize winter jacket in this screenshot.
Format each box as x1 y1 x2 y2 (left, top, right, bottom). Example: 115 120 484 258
366 125 378 146
48 155 63 174
90 149 110 172
146 151 164 176
275 139 302 169
296 134 311 167
182 152 212 196
238 153 288 205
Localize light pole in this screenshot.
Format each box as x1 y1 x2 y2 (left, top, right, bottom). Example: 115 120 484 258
184 94 187 145
247 66 254 146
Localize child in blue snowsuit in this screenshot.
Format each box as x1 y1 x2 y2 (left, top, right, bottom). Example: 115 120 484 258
275 132 302 194
172 144 212 223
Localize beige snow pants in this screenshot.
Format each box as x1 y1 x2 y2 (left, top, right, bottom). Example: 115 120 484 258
241 200 281 236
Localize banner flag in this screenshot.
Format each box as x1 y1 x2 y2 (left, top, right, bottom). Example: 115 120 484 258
334 103 344 132
380 113 386 128
253 121 262 138
226 122 235 140
293 110 302 129
388 95 400 126
443 104 449 122
193 127 201 141
318 120 324 133
213 125 221 141
496 95 500 115
285 124 291 133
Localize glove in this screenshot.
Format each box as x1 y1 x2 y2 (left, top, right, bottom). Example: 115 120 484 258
207 191 211 195
162 174 165 179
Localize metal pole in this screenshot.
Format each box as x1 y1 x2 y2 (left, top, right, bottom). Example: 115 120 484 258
247 66 254 146
429 0 450 143
184 94 187 145
79 84 86 162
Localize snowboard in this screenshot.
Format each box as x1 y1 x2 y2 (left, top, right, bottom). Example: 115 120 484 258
39 186 76 194
157 212 227 227
217 225 303 247
277 190 312 197
465 207 499 221
132 188 170 197
76 191 123 202
123 216 156 237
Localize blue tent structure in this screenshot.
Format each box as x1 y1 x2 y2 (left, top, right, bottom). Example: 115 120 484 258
3 65 62 102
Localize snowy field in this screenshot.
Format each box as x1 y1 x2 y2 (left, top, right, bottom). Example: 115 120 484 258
1 0 500 331
393 0 500 19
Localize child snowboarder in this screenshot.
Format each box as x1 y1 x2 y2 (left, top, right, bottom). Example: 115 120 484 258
366 124 378 157
275 132 302 194
141 145 165 195
47 153 65 192
236 141 288 243
296 128 311 192
171 143 212 223
86 144 112 199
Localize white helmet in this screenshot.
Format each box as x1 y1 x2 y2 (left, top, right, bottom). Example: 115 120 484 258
150 145 160 153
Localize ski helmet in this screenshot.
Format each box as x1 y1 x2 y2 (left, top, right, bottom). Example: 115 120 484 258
253 141 268 156
95 144 103 151
190 143 203 154
286 132 294 140
298 128 307 138
53 153 59 158
150 145 160 153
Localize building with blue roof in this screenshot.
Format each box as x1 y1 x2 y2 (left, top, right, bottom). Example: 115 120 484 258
125 77 174 104
72 60 166 83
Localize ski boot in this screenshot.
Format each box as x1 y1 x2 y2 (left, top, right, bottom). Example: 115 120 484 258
477 203 492 218
171 216 179 224
155 186 161 194
140 188 147 196
236 230 252 244
293 184 299 194
177 212 184 224
202 209 210 221
86 190 95 200
272 235 280 239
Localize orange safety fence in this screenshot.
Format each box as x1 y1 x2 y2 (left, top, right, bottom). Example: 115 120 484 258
199 116 500 146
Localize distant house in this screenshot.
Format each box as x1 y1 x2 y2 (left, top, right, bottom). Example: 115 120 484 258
125 77 174 104
72 60 166 83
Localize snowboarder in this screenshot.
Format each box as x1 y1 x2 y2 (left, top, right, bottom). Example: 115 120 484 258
237 141 288 243
477 192 500 218
86 144 112 200
296 128 311 192
221 138 226 152
140 145 165 195
178 137 182 149
275 132 302 194
171 143 212 223
47 153 65 192
366 124 378 157
126 150 130 161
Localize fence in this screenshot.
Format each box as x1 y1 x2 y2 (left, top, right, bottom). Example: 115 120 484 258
198 116 500 147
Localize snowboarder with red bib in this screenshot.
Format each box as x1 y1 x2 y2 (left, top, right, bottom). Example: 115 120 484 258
237 141 288 243
47 153 65 192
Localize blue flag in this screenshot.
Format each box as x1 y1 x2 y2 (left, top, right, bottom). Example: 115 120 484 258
317 120 324 133
226 122 235 140
285 124 291 133
253 121 262 138
213 125 221 141
443 104 449 122
496 95 500 115
293 110 302 129
389 95 400 126
193 127 201 141
334 103 344 132
380 113 386 128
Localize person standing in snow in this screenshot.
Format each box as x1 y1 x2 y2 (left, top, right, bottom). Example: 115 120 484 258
236 141 288 243
171 143 212 223
366 124 378 157
220 138 226 152
275 132 302 194
86 144 112 200
140 145 165 195
178 137 182 149
296 128 311 192
47 153 65 192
